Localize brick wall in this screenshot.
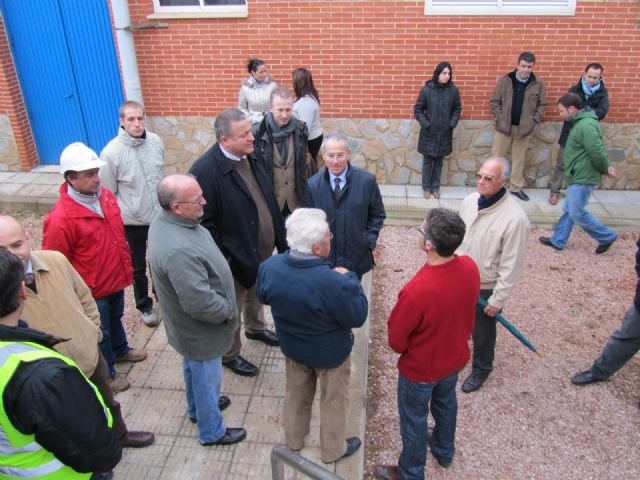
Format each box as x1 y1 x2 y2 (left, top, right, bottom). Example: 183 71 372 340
0 16 37 169
129 0 639 122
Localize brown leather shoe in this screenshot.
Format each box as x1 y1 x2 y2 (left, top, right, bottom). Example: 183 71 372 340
373 464 401 480
121 430 155 448
116 348 147 363
110 374 130 393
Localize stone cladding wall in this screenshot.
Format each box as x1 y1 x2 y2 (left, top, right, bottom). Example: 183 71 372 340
148 116 640 190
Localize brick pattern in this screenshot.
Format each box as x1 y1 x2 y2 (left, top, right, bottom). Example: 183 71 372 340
128 0 639 122
0 16 38 170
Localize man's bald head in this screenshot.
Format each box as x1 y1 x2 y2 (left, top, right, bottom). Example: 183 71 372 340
157 174 206 221
0 215 31 267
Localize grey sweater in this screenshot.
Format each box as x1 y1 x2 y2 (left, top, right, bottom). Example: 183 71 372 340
149 210 238 360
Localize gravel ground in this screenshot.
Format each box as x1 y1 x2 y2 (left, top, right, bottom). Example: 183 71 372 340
365 226 639 480
16 213 640 479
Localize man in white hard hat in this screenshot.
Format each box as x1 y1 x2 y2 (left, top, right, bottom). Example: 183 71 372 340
43 142 147 390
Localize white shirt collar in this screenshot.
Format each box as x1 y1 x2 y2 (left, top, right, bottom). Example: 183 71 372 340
219 144 244 161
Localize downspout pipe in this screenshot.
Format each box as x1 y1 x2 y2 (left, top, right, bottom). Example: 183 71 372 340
110 0 144 105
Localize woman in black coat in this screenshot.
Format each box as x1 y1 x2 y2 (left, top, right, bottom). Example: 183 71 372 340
414 62 462 199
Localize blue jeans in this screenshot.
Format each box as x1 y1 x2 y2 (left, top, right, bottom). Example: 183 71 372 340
183 357 226 444
398 372 458 480
550 184 617 249
95 290 130 378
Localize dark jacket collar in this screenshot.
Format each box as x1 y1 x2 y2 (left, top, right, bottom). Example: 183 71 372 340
0 321 68 348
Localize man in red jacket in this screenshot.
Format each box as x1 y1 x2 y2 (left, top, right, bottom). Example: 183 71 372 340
43 142 147 386
374 208 480 480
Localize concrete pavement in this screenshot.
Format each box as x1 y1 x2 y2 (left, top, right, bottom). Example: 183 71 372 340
1 170 638 478
1 170 639 229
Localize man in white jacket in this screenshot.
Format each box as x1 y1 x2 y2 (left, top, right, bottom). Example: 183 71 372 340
457 157 530 393
100 100 165 326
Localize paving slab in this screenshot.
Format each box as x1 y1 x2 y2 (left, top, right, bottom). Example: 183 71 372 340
113 273 372 480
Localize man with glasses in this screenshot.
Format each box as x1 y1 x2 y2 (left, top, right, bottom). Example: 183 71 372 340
374 209 479 480
149 174 246 447
457 157 530 393
189 108 286 378
306 132 386 280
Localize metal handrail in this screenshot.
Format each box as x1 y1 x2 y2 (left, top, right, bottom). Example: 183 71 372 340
271 446 343 480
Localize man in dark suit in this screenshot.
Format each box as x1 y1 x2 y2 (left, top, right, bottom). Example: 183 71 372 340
189 108 286 377
306 132 386 280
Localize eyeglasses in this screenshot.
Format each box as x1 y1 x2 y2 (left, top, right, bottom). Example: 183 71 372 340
324 153 347 160
474 173 497 183
175 195 203 205
415 226 438 250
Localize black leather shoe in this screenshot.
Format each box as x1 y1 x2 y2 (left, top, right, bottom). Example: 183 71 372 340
121 430 155 448
200 427 247 446
571 370 607 385
539 236 563 251
223 356 259 377
511 190 529 201
341 436 361 459
436 457 451 468
595 238 616 254
373 465 401 480
461 374 487 393
189 395 231 424
245 329 280 347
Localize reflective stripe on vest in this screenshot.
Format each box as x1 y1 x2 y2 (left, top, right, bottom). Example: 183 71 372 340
0 341 111 479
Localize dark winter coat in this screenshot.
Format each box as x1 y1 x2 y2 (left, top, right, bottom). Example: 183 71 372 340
257 253 368 369
558 79 609 147
414 80 462 158
305 165 386 278
1 322 121 473
188 143 287 289
252 117 309 204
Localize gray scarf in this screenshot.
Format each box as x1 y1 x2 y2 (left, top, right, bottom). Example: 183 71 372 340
266 113 296 163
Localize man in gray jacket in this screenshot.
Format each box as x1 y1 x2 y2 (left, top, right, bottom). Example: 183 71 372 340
100 100 165 326
148 174 246 446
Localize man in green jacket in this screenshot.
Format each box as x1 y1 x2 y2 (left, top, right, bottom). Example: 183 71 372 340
539 93 617 254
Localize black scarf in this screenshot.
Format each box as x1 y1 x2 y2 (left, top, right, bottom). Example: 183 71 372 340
478 187 507 211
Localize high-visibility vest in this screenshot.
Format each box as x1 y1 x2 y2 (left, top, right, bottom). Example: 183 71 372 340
0 340 113 479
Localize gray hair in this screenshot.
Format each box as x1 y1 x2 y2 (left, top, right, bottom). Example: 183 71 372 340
214 108 247 141
285 208 329 254
157 173 195 210
483 156 511 179
320 132 350 153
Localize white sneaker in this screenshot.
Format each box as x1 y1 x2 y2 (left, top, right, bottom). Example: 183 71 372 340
142 310 159 327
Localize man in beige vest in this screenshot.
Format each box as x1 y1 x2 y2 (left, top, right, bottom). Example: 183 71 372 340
253 88 310 216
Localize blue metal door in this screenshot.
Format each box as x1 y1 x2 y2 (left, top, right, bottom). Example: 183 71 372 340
0 0 124 165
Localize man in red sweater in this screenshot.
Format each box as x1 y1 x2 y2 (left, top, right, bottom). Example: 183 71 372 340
374 208 480 480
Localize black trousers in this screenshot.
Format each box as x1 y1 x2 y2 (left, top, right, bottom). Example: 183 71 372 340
471 289 497 378
124 225 153 313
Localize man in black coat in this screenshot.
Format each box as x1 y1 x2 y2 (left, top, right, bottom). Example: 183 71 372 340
306 132 386 280
548 63 609 205
253 88 309 216
189 108 287 377
0 250 121 480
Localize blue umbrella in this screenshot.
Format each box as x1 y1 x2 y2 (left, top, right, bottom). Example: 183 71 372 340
478 297 542 356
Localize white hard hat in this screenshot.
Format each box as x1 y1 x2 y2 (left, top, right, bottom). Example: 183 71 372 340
59 142 105 175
